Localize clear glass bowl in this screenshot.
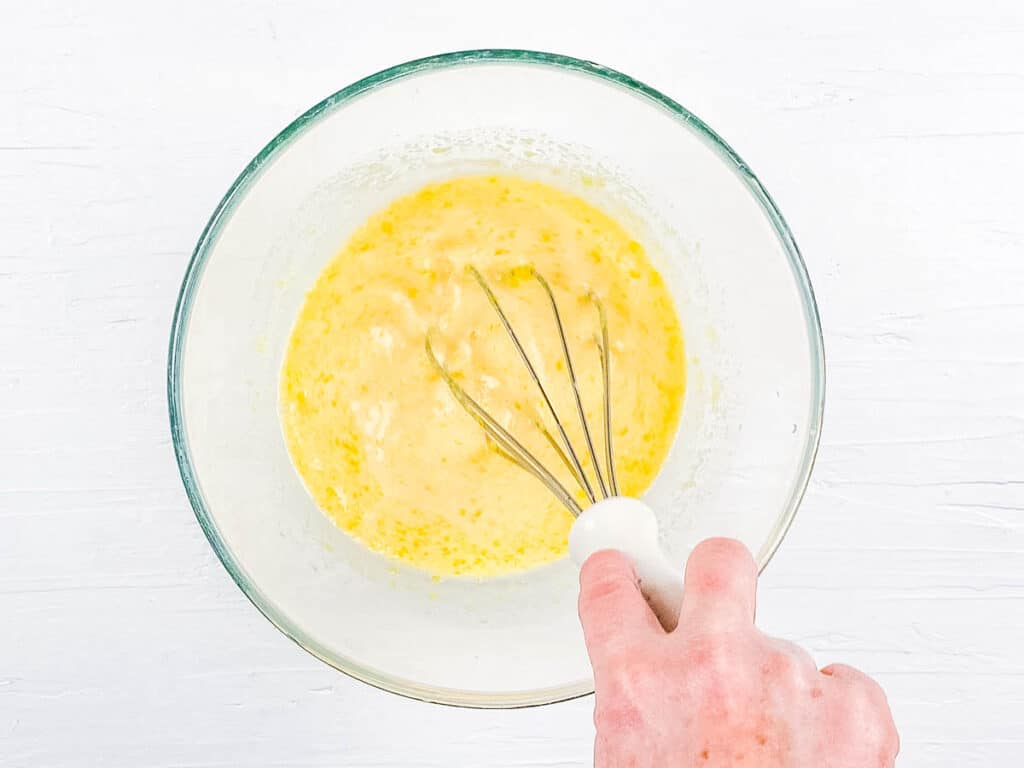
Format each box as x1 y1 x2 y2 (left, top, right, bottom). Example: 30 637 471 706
168 50 824 707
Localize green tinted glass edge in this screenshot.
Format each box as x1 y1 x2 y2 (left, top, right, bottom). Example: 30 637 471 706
167 48 826 709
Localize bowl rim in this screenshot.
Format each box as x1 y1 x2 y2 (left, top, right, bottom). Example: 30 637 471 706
167 48 826 709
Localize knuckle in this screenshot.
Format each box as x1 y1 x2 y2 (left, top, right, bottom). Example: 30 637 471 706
685 636 737 691
765 653 802 694
585 574 630 602
595 698 644 733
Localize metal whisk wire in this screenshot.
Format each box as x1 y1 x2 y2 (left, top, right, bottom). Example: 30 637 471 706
592 290 619 498
425 267 617 517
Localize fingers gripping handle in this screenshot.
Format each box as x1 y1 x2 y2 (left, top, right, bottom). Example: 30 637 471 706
569 497 684 631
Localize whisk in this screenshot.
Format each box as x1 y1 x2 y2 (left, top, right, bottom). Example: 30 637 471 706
427 266 684 630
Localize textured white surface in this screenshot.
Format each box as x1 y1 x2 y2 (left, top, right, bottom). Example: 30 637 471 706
2 1 1023 765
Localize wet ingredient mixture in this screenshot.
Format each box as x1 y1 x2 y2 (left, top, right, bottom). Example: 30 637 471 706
281 175 685 577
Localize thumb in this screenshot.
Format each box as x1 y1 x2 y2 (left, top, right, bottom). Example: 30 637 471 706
578 550 664 665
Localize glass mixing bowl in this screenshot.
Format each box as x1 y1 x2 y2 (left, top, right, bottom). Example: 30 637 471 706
168 50 824 707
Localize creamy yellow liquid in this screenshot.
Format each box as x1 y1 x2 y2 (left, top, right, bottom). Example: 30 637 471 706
281 175 685 577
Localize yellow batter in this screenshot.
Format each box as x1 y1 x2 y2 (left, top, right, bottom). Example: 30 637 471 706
281 175 685 577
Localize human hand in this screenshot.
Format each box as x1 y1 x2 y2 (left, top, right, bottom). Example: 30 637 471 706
578 539 899 767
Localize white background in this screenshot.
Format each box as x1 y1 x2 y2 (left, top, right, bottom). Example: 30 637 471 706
2 1 1023 765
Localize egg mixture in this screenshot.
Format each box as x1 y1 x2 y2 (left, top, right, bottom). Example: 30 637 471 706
280 175 685 577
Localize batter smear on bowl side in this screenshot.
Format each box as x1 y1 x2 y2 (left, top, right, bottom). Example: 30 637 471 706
280 175 685 577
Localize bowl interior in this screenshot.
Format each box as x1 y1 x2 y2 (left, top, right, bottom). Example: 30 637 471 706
171 51 823 706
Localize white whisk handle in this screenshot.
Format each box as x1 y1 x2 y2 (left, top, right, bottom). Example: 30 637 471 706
569 497 684 632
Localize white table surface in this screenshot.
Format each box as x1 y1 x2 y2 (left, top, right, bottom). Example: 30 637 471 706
3 1 1023 765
